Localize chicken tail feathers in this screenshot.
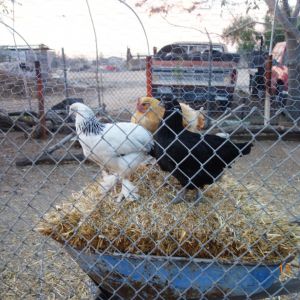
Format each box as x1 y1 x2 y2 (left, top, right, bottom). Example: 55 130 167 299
236 142 253 156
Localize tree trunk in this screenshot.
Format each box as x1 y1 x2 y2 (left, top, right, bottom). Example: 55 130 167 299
265 0 300 123
285 19 300 123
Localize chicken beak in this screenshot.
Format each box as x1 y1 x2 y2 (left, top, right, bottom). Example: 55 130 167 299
137 99 146 113
136 98 141 110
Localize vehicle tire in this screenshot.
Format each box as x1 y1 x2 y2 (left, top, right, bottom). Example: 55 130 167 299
220 95 233 110
249 74 259 97
218 101 229 112
276 83 286 108
250 71 265 99
222 100 229 106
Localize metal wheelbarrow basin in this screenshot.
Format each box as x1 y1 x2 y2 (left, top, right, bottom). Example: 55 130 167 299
65 245 297 299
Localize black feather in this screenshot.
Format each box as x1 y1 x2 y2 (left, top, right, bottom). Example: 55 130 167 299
78 116 104 135
151 99 253 190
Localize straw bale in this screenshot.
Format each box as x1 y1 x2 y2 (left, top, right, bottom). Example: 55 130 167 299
38 165 299 264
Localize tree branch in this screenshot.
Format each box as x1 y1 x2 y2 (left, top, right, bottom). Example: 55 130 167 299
265 0 300 41
282 0 291 17
292 0 300 18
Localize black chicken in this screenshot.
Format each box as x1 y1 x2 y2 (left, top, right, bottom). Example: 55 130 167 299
151 96 253 203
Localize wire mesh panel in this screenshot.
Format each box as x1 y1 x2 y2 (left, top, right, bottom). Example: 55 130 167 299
1 1 300 299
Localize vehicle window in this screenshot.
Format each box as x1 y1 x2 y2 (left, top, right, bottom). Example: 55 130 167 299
172 46 187 55
187 44 223 54
212 45 223 52
156 44 224 58
189 45 204 54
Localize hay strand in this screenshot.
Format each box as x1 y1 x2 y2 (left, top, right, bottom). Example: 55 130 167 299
38 166 299 264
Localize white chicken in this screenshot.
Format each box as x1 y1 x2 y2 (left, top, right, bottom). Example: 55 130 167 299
69 103 153 202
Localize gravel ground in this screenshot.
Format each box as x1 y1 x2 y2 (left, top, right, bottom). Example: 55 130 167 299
0 129 299 299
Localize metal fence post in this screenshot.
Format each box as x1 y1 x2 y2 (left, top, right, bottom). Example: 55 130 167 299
264 54 273 125
34 60 47 139
62 48 69 99
146 56 152 97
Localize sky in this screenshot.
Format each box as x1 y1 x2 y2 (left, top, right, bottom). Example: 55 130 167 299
0 0 269 58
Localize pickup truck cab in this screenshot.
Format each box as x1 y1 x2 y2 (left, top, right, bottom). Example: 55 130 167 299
147 42 240 108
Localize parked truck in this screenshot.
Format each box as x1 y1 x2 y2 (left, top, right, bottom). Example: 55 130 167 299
146 42 240 108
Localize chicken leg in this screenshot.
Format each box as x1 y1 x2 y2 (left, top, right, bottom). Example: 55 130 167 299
99 173 118 194
171 188 204 204
194 189 204 204
116 178 140 202
171 188 187 204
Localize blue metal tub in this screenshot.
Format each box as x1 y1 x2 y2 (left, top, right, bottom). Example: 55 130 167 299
65 245 288 299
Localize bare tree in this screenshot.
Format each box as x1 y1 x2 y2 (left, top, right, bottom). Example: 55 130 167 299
0 0 12 15
265 0 300 122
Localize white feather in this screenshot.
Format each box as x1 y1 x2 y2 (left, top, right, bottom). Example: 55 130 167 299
78 122 152 175
70 103 153 201
215 132 230 139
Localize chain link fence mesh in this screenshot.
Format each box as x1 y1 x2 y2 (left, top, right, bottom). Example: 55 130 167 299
1 2 300 300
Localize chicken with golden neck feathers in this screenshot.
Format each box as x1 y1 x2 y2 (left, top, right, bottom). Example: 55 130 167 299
131 97 205 133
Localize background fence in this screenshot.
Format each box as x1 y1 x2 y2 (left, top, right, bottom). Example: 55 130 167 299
1 0 300 299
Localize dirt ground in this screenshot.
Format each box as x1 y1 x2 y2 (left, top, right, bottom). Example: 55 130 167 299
0 128 299 299
0 67 299 299
2 68 251 114
1 70 147 114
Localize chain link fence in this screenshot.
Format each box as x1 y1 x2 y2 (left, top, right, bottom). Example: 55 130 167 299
1 3 300 300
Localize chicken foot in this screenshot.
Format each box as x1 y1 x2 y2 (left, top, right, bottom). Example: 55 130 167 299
194 189 204 204
171 188 204 204
116 179 140 202
99 173 118 194
171 188 187 204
